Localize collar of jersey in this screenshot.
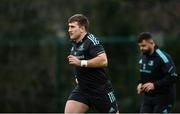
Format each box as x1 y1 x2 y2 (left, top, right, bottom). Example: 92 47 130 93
71 33 89 45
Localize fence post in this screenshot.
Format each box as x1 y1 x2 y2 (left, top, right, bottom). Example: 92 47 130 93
54 38 66 112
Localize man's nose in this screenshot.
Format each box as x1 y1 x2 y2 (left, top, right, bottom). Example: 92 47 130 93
68 27 72 32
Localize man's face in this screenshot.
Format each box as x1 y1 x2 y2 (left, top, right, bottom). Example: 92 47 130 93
138 40 153 55
68 22 82 41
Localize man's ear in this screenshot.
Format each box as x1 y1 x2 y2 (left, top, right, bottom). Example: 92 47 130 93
150 40 156 47
149 39 155 45
80 26 86 32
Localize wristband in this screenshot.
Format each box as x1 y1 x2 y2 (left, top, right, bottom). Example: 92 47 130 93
81 60 88 67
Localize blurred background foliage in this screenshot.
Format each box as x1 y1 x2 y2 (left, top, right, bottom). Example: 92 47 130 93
0 0 180 112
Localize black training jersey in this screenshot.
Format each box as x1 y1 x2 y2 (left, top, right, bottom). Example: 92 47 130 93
70 33 109 92
138 46 177 97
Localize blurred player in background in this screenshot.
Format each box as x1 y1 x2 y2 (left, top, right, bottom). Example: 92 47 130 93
137 32 177 113
64 14 119 113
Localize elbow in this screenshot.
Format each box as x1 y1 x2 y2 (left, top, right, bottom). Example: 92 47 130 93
98 53 108 67
103 61 108 67
102 58 108 67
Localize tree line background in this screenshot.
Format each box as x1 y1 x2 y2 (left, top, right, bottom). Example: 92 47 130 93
0 0 180 112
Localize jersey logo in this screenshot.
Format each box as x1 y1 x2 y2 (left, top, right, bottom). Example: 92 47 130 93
148 60 154 66
78 44 84 51
140 63 152 73
74 52 77 55
76 55 85 59
140 69 152 73
139 59 142 64
143 64 146 70
163 109 168 113
71 47 74 52
109 107 115 113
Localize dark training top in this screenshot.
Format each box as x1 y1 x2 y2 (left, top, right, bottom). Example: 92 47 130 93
70 33 109 92
138 46 177 102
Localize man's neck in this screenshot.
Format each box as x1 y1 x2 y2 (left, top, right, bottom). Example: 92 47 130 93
75 32 87 43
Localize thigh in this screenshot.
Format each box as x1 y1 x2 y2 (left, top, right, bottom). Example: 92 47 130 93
64 100 89 113
153 104 173 113
64 86 90 113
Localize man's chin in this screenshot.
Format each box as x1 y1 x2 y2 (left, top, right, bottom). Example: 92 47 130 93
70 37 75 40
142 52 150 56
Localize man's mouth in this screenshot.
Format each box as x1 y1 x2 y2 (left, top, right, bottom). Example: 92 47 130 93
69 33 73 36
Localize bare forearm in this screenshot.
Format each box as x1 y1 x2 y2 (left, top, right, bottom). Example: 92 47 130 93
87 53 108 68
68 53 108 68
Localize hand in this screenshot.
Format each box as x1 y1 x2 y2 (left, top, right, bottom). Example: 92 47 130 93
142 82 155 92
67 55 81 66
137 83 143 94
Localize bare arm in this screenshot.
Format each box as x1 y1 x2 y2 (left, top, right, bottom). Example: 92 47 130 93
67 53 108 68
87 53 108 68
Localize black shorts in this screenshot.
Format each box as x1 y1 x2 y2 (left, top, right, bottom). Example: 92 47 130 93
68 81 119 113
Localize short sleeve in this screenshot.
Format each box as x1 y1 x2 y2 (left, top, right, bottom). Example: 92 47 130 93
89 42 105 57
